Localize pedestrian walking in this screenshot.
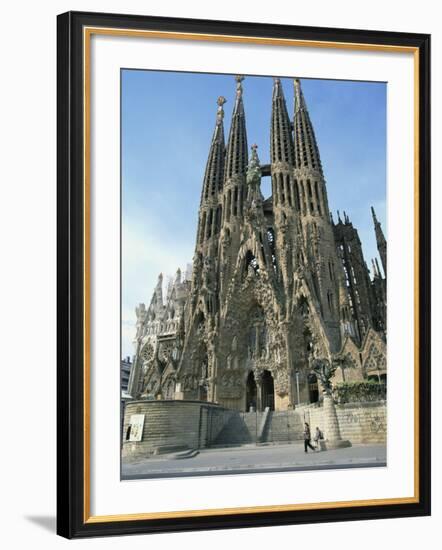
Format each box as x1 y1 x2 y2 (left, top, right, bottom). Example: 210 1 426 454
304 422 316 452
313 426 323 450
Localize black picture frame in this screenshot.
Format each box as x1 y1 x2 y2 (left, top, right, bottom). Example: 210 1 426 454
57 10 431 539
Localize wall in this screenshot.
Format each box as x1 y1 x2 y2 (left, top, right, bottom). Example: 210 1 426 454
122 400 230 457
305 402 387 444
336 403 387 443
1 1 439 550
122 399 386 455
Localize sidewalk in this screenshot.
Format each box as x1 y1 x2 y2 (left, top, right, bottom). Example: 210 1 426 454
121 442 386 479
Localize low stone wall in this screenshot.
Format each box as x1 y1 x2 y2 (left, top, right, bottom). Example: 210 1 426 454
122 399 387 459
335 402 387 443
302 401 386 444
122 400 229 459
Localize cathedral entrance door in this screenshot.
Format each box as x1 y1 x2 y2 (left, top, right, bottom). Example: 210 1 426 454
308 373 319 403
199 385 208 402
246 371 257 411
261 370 275 411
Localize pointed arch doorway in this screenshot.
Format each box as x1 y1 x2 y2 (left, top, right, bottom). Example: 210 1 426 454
261 370 275 411
308 373 319 403
246 371 257 411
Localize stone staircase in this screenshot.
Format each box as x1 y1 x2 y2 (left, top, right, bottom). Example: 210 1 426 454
263 411 305 443
212 410 305 447
212 412 258 446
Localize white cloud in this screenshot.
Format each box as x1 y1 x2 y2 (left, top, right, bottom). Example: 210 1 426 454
121 217 194 357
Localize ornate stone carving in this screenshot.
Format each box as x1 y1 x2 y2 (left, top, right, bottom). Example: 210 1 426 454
217 369 243 399
274 366 290 397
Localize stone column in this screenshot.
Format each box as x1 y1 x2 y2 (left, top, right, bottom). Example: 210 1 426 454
282 322 294 409
254 326 259 357
256 380 263 412
321 393 351 450
207 354 216 402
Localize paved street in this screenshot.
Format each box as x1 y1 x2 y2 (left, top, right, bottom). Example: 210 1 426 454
121 442 386 479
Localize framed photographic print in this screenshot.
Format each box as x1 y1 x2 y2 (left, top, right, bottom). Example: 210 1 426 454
57 11 431 538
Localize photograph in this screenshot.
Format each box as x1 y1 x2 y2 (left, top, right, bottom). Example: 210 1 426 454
120 70 388 480
0 0 435 544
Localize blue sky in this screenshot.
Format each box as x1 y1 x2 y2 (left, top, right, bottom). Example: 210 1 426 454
121 70 386 359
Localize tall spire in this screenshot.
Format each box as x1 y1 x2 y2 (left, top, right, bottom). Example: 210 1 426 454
375 258 382 278
271 78 294 165
371 206 387 275
225 75 248 178
270 78 297 217
293 79 323 175
196 97 226 247
153 273 163 308
201 96 226 203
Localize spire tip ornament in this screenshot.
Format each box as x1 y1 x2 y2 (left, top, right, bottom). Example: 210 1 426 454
249 143 260 166
294 78 305 113
234 75 244 98
215 96 226 125
272 77 284 100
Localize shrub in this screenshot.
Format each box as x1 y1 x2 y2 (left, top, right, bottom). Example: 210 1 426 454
333 380 386 404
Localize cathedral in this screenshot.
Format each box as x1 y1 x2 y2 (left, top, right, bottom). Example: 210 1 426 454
127 76 387 412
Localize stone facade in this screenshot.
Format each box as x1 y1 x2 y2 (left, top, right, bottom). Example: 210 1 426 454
127 77 387 413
